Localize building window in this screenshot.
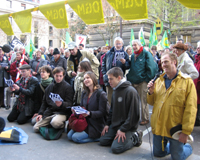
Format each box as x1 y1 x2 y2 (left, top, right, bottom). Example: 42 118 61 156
20 35 27 44
49 40 53 47
21 3 26 10
182 35 191 43
6 0 12 8
34 21 38 33
49 26 53 36
34 37 38 49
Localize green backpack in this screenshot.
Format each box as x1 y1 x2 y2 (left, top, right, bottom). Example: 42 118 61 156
39 126 64 140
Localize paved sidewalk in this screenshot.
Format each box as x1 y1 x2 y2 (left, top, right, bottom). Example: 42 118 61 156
0 109 200 160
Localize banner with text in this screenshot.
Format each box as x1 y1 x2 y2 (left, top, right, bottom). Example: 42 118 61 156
12 9 32 33
75 34 87 48
68 0 104 24
39 1 68 28
0 14 14 35
177 0 200 9
107 0 148 20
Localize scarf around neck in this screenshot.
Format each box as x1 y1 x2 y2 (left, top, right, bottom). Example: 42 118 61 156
41 77 53 87
134 46 143 56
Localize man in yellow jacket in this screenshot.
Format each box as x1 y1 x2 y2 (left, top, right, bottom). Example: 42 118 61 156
147 52 197 160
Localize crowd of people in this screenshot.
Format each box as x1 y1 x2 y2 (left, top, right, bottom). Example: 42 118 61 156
0 36 199 159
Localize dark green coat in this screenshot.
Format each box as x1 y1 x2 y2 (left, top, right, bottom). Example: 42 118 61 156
127 48 158 84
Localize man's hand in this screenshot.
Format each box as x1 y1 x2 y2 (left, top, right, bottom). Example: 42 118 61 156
114 130 126 143
32 113 38 119
12 84 20 91
179 132 188 144
120 58 126 64
36 115 42 122
101 125 109 136
147 79 155 95
55 101 62 107
32 71 37 76
71 71 77 77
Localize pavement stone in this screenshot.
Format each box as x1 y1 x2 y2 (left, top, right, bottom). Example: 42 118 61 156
0 109 200 160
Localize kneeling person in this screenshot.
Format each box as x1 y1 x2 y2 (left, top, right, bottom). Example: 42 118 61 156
33 67 74 132
100 67 142 154
7 64 38 124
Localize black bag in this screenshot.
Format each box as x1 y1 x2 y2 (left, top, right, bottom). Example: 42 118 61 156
39 125 64 140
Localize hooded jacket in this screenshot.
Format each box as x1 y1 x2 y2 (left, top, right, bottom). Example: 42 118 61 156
106 80 140 132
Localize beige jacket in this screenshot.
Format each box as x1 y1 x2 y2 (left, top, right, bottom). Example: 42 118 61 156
177 51 199 80
67 50 100 78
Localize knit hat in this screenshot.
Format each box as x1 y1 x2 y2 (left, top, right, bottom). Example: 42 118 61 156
53 48 60 55
173 43 188 51
2 44 11 53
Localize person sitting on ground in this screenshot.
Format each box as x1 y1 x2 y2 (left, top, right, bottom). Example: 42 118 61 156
68 71 109 143
73 61 92 105
33 67 73 132
10 51 28 83
7 64 38 124
100 67 143 154
31 65 53 125
30 49 48 82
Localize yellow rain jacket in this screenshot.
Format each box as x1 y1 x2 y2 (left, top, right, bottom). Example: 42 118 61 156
147 71 197 138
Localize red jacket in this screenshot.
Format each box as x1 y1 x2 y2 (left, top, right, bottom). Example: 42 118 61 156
10 61 27 83
194 54 200 104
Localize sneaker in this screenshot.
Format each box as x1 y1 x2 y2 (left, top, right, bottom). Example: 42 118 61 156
5 105 10 110
135 130 143 147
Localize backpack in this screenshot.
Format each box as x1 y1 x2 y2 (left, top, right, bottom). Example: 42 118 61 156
96 89 110 121
39 125 64 140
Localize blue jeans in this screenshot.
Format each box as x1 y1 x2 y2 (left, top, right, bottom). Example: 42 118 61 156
153 134 192 160
67 129 99 143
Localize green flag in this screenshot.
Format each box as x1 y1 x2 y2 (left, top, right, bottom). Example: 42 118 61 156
25 39 36 59
149 28 153 48
66 32 72 44
160 30 169 49
139 27 145 46
106 40 109 46
152 23 158 46
161 21 163 34
130 29 135 45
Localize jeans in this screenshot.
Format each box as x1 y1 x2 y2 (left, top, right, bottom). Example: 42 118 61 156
99 125 134 154
153 134 192 160
67 129 99 143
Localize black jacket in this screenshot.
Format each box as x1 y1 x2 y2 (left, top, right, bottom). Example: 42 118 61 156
14 76 39 116
38 80 74 119
81 89 108 138
106 80 140 132
102 47 130 86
